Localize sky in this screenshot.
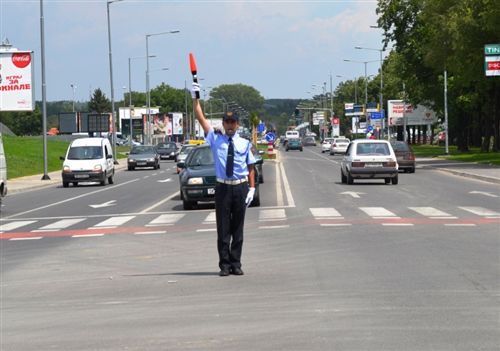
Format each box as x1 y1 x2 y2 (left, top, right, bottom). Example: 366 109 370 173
0 0 385 102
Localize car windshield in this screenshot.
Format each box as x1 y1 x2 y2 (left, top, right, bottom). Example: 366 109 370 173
391 142 410 152
356 143 390 155
335 139 349 143
157 143 175 150
130 146 155 154
290 139 300 144
186 147 214 166
180 145 195 155
67 146 102 160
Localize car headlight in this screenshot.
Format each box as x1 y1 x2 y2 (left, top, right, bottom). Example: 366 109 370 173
63 165 71 173
128 158 134 162
170 152 175 156
93 164 103 172
148 158 154 162
188 177 203 185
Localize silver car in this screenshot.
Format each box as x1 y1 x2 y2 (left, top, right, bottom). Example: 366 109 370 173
340 139 399 185
329 137 350 155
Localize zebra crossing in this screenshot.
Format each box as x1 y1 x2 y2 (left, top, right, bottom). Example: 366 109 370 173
1 205 499 240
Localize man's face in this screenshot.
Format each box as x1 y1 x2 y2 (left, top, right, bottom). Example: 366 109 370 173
223 119 239 136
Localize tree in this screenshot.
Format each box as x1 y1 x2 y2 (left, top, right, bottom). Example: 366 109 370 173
88 88 111 113
209 84 265 116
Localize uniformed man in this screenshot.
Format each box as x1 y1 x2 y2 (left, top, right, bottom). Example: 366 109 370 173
191 83 256 277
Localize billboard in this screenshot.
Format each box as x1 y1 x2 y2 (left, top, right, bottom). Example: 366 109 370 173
387 100 437 126
0 50 34 111
170 112 183 135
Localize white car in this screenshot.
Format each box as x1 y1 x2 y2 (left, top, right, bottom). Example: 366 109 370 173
321 138 334 153
340 139 399 185
329 137 350 155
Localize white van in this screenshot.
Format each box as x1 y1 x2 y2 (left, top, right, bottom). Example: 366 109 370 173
60 137 115 187
285 130 300 140
0 133 7 208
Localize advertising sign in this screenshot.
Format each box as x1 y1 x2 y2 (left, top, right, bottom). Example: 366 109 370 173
387 100 437 126
484 44 500 77
0 50 34 111
170 112 183 135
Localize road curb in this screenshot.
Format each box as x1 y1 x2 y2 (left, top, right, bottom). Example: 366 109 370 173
433 167 500 185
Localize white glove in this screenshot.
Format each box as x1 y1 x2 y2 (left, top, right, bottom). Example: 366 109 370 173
245 187 255 207
191 82 200 99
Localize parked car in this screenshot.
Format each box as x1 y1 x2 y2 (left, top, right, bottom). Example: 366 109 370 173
329 137 350 155
127 145 160 170
60 137 115 187
303 136 317 146
340 139 399 185
321 138 334 153
176 144 197 173
179 144 261 210
250 142 265 183
156 142 177 160
390 140 416 173
286 138 303 151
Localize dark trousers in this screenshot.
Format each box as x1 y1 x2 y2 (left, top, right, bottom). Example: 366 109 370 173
215 182 248 270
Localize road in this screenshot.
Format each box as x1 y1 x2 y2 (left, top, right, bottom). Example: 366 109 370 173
1 147 499 350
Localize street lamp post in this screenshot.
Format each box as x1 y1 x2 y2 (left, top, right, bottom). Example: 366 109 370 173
70 84 76 112
146 30 179 145
355 46 386 139
106 0 123 164
128 55 155 145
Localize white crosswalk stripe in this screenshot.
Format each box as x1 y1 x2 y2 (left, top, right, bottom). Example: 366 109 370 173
147 213 185 227
309 208 343 219
91 216 135 228
32 218 86 232
359 207 399 218
459 206 500 217
203 212 217 224
409 207 456 218
259 209 286 221
0 220 37 232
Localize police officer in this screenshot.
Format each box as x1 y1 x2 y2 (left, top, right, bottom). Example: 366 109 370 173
191 83 256 276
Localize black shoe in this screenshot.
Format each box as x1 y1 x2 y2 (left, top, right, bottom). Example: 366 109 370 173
219 269 230 277
231 267 244 275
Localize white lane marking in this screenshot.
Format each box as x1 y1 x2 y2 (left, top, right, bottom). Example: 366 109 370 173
469 191 498 198
139 192 180 214
72 233 105 238
279 161 295 207
409 207 455 218
360 207 399 218
10 236 43 241
148 213 185 226
92 216 135 228
157 178 172 183
35 218 86 231
203 212 216 224
259 209 286 221
459 206 500 217
0 220 37 232
275 162 284 207
310 208 343 218
5 178 140 219
134 231 167 235
196 228 217 232
340 191 365 198
89 200 117 209
258 225 290 229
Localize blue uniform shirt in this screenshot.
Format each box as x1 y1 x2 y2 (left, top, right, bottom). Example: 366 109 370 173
206 128 256 180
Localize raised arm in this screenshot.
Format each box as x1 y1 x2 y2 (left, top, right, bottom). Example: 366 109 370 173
191 83 211 136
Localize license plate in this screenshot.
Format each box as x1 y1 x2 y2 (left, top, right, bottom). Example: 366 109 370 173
207 188 215 195
137 162 146 166
365 163 382 167
74 174 89 179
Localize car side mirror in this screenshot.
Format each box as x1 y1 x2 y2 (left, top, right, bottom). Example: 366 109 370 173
177 161 185 169
255 158 263 165
59 156 65 161
258 150 264 155
106 154 113 159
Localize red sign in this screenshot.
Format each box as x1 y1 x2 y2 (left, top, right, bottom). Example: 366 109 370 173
333 117 340 125
487 61 500 70
11 53 31 68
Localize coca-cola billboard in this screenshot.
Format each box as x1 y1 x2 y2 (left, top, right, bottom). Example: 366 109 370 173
0 50 34 111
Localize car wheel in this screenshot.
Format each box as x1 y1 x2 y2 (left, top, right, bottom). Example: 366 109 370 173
179 188 184 200
384 178 391 184
108 174 114 184
72 182 78 187
330 151 334 156
286 148 289 152
392 174 399 185
347 172 354 185
300 148 303 152
410 167 415 173
63 182 69 188
157 163 160 169
341 170 347 184
183 199 195 210
100 173 106 186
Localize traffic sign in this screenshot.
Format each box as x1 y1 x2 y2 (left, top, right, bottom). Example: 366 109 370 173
366 125 373 132
265 132 275 143
257 122 265 133
484 44 500 55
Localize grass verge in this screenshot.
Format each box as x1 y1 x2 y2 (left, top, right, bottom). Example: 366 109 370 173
412 145 500 166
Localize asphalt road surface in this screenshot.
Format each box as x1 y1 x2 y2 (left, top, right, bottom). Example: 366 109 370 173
1 148 499 350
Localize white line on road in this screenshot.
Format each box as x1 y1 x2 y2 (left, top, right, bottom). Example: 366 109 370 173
0 220 37 231
5 178 140 219
459 206 500 217
258 225 290 229
10 236 42 241
279 161 295 207
134 231 167 235
72 233 105 238
444 223 476 227
320 223 351 227
382 223 414 226
275 161 284 207
140 192 181 213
